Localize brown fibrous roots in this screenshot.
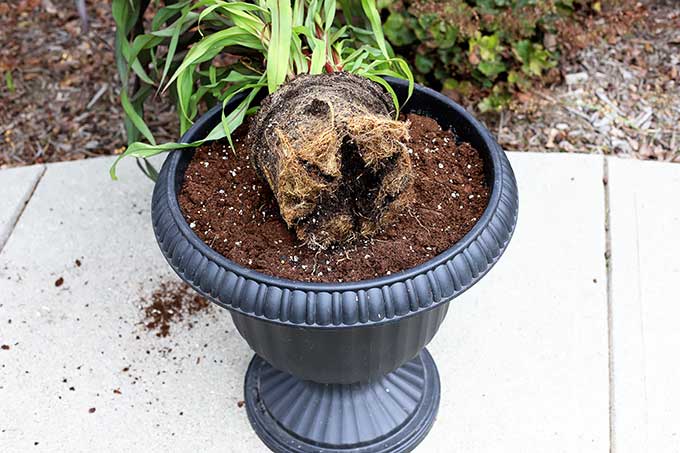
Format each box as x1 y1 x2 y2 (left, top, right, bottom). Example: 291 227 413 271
247 72 413 248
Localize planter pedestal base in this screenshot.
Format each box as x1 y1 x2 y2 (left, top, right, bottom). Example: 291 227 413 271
244 349 440 453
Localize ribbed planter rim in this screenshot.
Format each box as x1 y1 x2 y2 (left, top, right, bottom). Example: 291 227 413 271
153 78 518 327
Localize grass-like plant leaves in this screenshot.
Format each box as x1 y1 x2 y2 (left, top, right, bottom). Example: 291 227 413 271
111 0 414 180
265 0 292 92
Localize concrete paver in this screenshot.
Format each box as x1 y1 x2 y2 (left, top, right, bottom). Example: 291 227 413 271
0 165 44 250
420 153 609 453
0 156 258 452
0 152 614 452
608 157 680 453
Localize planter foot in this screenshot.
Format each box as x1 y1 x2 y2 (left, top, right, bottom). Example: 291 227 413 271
244 349 440 453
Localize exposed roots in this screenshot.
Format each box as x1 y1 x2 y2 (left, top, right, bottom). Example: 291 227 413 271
346 115 410 168
247 72 414 247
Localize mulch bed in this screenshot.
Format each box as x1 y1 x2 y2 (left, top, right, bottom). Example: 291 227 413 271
3 1 674 169
483 0 679 161
179 114 490 283
0 0 177 168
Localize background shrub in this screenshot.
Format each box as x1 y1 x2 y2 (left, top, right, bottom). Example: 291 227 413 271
379 0 596 111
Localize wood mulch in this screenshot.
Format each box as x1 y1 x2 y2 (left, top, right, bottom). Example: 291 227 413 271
1 0 676 169
481 0 680 162
0 0 178 169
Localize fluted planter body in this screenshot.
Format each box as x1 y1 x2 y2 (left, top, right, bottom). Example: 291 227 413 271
151 78 518 452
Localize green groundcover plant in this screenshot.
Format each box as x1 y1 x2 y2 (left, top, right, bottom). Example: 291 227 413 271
379 0 594 111
110 0 413 179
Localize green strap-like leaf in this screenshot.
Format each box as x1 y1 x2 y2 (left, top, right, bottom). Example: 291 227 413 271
360 0 389 59
166 28 263 89
151 0 191 30
136 158 159 181
198 1 268 38
323 0 335 32
158 4 192 91
292 0 305 26
330 25 348 44
362 73 400 118
265 0 292 93
309 37 327 74
120 90 156 145
110 141 201 180
220 83 265 149
304 0 319 37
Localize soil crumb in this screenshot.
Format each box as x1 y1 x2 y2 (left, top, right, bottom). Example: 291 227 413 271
141 281 212 337
179 113 490 282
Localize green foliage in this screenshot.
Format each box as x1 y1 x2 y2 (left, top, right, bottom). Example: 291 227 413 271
4 71 15 93
110 0 413 180
380 0 573 111
513 39 554 76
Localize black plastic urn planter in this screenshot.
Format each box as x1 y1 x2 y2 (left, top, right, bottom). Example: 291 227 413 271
151 78 519 453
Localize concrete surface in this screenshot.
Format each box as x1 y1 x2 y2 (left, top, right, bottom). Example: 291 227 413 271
0 157 258 451
418 154 609 453
421 153 609 453
0 153 677 452
0 165 44 250
607 158 680 453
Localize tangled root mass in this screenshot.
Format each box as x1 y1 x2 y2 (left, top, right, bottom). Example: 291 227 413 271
247 72 413 247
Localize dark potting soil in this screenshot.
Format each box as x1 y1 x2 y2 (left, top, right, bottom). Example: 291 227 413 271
179 114 490 283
